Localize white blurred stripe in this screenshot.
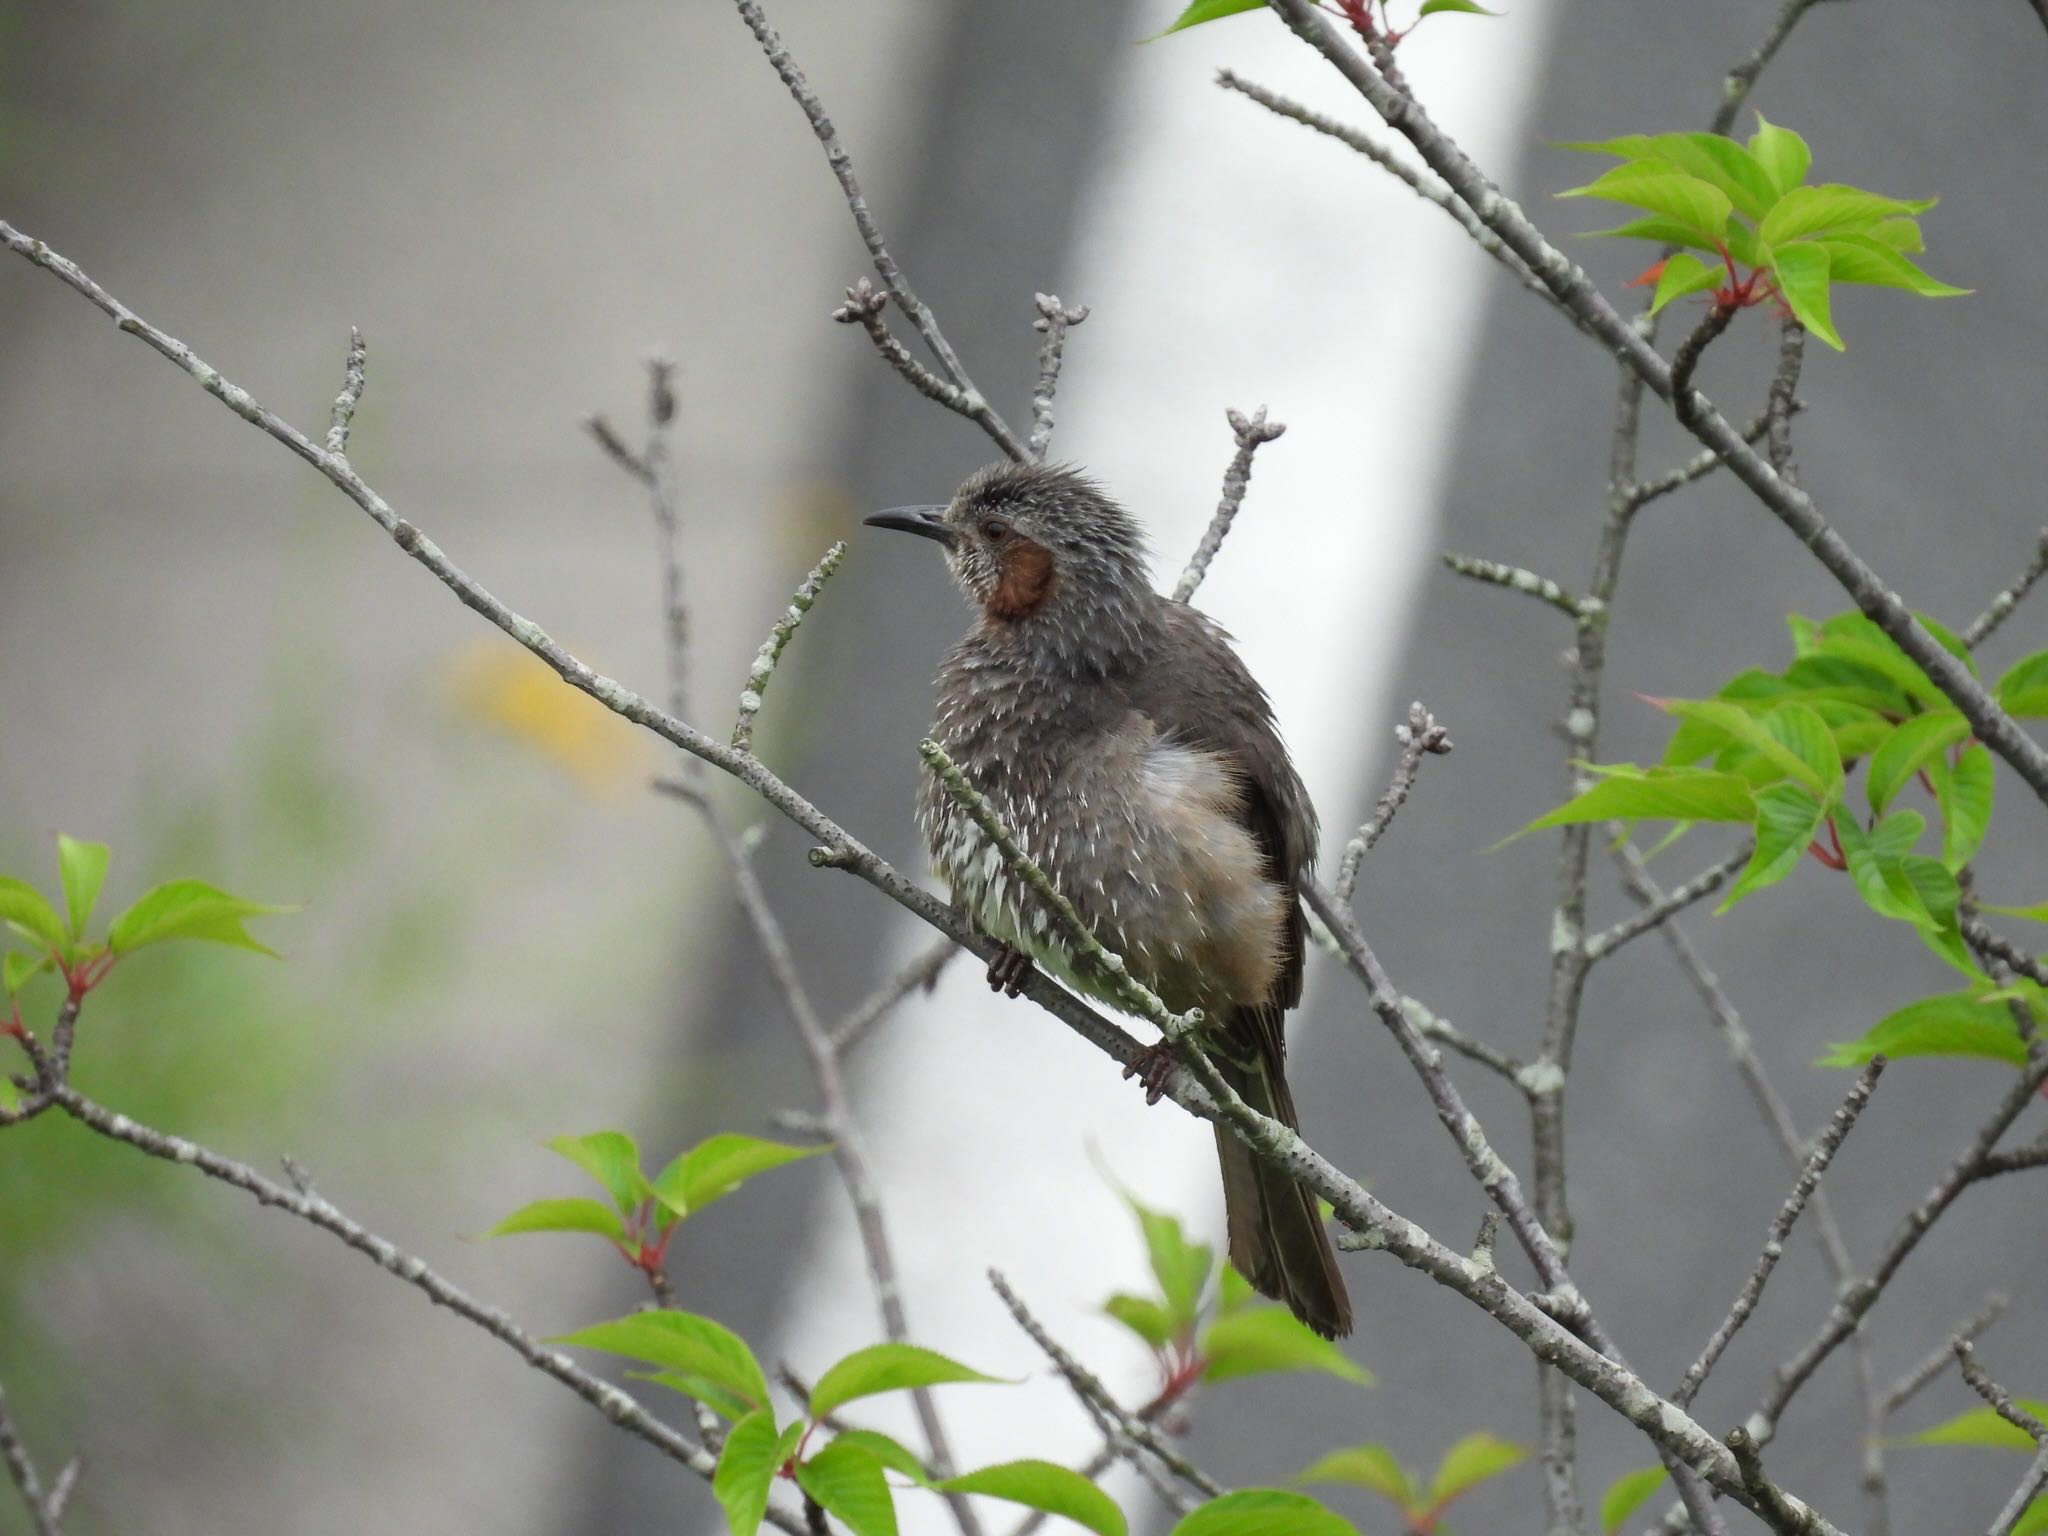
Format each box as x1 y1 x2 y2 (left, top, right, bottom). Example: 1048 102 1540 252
780 6 1557 1521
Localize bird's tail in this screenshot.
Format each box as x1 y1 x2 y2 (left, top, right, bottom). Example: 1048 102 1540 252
1212 1038 1353 1339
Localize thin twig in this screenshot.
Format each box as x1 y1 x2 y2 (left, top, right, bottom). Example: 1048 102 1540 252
1727 1426 1827 1536
1712 0 1830 134
832 279 979 417
1215 69 1576 327
325 326 366 457
1401 996 1525 1084
1966 530 2048 648
1766 319 1805 481
1173 406 1287 604
1440 553 1585 619
729 0 1026 461
1961 911 2048 991
987 1270 1219 1505
1333 703 1452 900
0 1383 63 1536
828 938 960 1054
1879 1294 2009 1416
732 542 848 752
1955 1341 2048 1536
1625 410 1782 512
1761 1047 2048 1426
1582 845 1749 963
1673 1060 1884 1407
1027 292 1089 462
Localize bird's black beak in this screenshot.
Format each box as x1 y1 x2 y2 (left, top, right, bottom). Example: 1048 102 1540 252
863 505 955 547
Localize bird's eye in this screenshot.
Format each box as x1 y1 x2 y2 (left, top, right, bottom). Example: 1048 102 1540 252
981 518 1012 542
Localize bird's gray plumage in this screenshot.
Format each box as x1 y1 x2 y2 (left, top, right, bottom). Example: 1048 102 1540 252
879 460 1350 1339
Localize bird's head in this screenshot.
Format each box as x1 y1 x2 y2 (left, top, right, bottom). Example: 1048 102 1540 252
865 463 1154 657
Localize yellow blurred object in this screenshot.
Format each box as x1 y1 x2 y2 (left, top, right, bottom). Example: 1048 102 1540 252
448 639 654 800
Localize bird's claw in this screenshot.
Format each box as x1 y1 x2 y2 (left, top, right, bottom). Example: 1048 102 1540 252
985 945 1033 998
1122 1041 1178 1106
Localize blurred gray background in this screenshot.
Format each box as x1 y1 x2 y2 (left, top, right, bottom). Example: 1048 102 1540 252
3 1 2045 1533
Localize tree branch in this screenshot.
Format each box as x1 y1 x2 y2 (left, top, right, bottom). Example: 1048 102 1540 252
1673 1060 1884 1408
1332 702 1452 901
0 1383 67 1536
1173 406 1288 604
1027 292 1090 462
729 0 1025 460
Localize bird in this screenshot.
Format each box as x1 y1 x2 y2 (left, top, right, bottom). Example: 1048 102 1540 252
864 460 1351 1339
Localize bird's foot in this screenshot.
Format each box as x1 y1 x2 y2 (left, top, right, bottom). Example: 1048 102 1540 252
1121 1040 1178 1106
985 944 1033 998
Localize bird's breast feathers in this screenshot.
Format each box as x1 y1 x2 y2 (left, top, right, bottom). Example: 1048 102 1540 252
920 714 1285 1015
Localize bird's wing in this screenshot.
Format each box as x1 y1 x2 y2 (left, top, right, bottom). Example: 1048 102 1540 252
1125 603 1319 1014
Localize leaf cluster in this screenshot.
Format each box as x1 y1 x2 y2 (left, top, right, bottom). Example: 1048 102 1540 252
1524 617 2048 1071
1562 117 1965 348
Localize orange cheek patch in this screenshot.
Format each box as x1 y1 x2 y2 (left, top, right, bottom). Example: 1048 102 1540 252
984 537 1058 621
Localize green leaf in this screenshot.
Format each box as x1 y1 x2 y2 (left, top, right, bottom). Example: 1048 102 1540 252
0 878 68 957
1771 241 1842 350
1648 252 1724 315
1819 234 1968 296
809 1343 1007 1419
1719 783 1827 910
1982 900 2048 924
1820 992 2028 1068
1154 0 1263 35
1428 1432 1529 1505
1905 1401 2048 1449
798 1442 899 1536
1128 1196 1215 1330
1781 653 1915 715
556 1311 770 1415
1601 1468 1669 1535
1417 0 1499 15
1760 184 1934 245
1642 133 1779 220
938 1461 1129 1536
1216 1263 1255 1314
55 836 110 940
1997 651 2048 716
2 950 52 997
2016 1496 2048 1536
1662 700 1834 792
1296 1444 1415 1510
1200 1307 1371 1387
639 1370 759 1423
1747 112 1811 197
1579 215 1721 254
1172 1489 1362 1536
1866 711 1969 814
1933 745 1993 871
1104 1293 1176 1349
547 1130 650 1214
1869 216 1925 252
1560 161 1733 242
1814 613 1955 701
106 879 290 957
0 1078 17 1114
715 1411 801 1536
650 1133 829 1221
482 1197 628 1241
830 1430 933 1486
1837 812 1962 936
1520 769 1756 833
